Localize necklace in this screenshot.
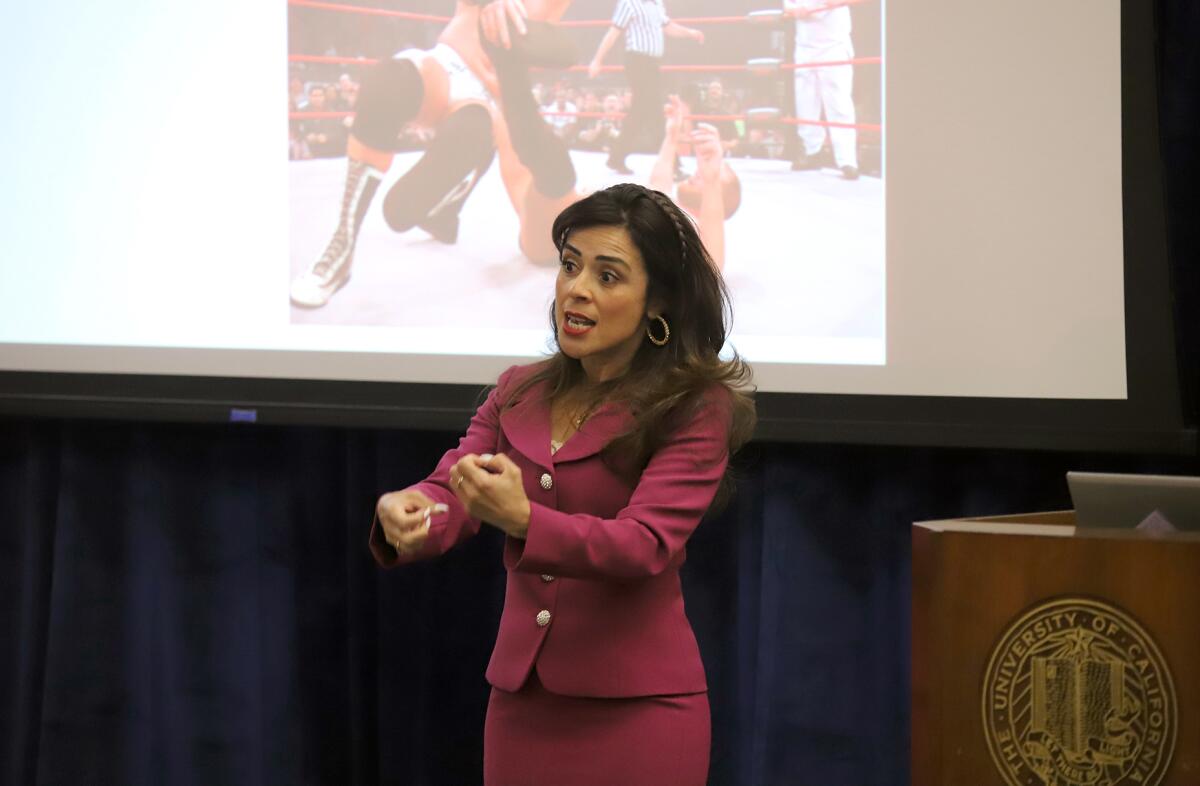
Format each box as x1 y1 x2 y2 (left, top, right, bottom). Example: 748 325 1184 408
553 398 594 445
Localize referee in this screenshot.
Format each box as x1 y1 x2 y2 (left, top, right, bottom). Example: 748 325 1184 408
588 0 703 175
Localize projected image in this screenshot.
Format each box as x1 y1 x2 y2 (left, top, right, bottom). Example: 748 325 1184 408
287 0 883 364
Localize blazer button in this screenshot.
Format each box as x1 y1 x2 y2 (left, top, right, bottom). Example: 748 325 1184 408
540 574 556 583
536 609 552 627
539 473 553 490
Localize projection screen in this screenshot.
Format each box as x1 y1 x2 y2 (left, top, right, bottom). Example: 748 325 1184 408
0 0 1186 451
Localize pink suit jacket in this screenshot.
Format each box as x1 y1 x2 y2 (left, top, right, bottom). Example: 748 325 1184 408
370 363 731 698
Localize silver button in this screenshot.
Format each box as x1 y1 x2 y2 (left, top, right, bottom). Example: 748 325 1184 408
536 609 552 627
539 473 553 490
540 574 556 583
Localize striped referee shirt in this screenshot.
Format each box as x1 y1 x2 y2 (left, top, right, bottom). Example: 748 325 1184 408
612 0 670 58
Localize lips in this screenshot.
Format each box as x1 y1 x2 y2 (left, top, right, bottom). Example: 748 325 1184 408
562 311 596 336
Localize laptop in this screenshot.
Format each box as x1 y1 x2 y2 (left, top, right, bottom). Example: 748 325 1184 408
1067 471 1200 531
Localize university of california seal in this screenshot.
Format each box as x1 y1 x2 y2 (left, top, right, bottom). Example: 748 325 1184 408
982 597 1176 786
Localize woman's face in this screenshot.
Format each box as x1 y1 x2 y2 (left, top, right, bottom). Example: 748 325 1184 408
555 225 659 382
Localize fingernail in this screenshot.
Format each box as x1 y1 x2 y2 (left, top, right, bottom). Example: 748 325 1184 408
433 503 449 514
481 453 494 462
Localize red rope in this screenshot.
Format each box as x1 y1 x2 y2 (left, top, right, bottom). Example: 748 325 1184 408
290 54 380 66
288 0 872 27
289 54 882 71
291 111 355 119
287 0 449 23
557 15 747 28
289 109 881 132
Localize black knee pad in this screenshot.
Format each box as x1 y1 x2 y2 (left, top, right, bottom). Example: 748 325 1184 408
382 103 495 237
352 58 424 151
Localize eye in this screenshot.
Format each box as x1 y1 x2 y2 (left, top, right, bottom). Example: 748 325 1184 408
560 258 578 273
599 270 620 285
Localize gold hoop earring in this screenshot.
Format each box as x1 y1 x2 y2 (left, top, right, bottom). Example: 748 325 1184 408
646 315 670 346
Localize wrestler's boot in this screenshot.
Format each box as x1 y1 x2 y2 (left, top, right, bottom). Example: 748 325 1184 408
289 159 382 307
290 59 422 307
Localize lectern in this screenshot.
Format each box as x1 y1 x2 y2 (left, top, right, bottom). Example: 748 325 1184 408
912 512 1199 786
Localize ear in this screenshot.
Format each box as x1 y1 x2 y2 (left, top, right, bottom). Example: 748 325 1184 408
646 299 667 320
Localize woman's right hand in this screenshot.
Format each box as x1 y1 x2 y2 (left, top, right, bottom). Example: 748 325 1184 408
377 488 439 556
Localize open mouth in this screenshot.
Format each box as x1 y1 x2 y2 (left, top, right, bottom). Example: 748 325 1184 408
563 312 596 335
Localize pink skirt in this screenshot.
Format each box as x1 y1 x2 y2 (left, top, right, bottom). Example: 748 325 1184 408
483 670 710 786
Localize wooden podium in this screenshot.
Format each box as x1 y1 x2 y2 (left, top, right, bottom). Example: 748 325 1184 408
912 512 1199 786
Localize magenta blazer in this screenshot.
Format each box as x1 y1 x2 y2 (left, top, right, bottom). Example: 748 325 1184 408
370 363 732 698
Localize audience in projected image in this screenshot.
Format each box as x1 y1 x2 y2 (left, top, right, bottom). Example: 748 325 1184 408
297 84 349 159
577 93 625 151
541 86 580 143
288 63 809 163
290 75 361 160
695 79 742 156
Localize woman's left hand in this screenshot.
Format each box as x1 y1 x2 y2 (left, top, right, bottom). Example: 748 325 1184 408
451 453 532 538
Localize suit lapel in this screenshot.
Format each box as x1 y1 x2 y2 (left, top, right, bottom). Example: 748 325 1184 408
498 374 633 466
499 379 553 470
551 403 632 464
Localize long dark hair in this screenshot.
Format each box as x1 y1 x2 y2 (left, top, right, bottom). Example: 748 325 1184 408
507 183 756 504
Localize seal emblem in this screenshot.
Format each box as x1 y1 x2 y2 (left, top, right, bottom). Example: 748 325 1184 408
982 597 1175 786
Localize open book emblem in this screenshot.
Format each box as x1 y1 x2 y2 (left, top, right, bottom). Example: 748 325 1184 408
982 598 1175 786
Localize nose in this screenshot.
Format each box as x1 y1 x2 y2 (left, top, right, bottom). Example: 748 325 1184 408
564 273 593 302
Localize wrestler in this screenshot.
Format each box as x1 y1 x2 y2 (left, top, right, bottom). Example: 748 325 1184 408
481 14 738 269
646 96 739 271
291 2 506 308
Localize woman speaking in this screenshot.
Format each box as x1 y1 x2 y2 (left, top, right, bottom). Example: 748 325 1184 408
372 183 755 786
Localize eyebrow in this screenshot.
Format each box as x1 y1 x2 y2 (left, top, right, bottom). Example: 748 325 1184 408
562 242 631 269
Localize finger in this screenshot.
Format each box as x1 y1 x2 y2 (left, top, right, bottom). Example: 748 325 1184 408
487 453 520 475
506 0 528 36
453 454 479 475
458 457 492 487
378 495 425 528
383 505 427 535
394 523 429 554
380 516 408 549
483 8 499 45
419 502 451 531
498 8 512 49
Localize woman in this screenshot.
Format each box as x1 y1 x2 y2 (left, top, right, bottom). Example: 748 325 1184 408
371 183 755 786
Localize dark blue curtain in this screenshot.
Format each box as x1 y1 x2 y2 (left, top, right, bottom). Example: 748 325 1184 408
3 1 1197 783
3 431 1196 786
